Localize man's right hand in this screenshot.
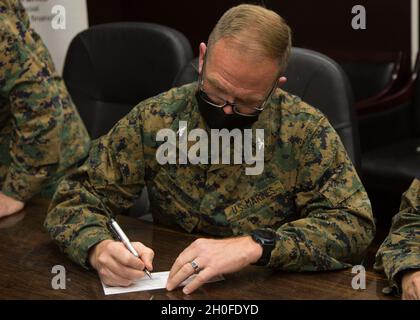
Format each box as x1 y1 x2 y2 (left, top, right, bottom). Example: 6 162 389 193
89 239 154 287
0 192 24 219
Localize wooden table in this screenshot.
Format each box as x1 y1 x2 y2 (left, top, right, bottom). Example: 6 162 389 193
0 199 396 300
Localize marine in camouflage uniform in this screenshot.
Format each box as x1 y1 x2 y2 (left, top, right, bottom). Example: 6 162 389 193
375 178 420 295
0 0 90 201
45 82 375 270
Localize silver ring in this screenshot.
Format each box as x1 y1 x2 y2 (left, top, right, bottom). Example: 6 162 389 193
191 260 200 273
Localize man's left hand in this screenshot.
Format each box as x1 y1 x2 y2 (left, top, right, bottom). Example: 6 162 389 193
402 270 420 300
166 236 263 295
0 192 25 218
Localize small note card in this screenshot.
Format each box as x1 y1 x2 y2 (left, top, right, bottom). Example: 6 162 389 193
101 271 224 295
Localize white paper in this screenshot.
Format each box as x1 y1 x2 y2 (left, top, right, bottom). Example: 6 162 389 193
101 271 224 295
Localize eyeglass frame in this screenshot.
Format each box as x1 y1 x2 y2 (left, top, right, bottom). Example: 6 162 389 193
197 53 281 117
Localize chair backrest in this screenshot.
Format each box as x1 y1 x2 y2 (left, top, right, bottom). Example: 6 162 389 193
173 48 360 168
411 54 420 137
63 22 193 139
357 53 420 152
340 57 401 102
283 48 360 168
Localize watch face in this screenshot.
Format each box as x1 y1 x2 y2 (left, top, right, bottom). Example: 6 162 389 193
252 230 276 248
254 229 275 241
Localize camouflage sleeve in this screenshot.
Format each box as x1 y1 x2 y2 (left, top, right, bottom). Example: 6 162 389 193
374 178 420 295
0 11 62 201
45 106 147 269
268 116 375 271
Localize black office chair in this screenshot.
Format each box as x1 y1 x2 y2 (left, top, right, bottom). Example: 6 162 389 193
358 54 420 220
63 22 193 217
63 22 193 139
339 52 404 104
173 47 360 168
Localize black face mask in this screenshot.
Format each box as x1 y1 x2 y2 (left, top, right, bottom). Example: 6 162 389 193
195 91 261 130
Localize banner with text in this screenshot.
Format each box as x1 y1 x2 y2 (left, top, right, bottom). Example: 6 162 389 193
21 0 88 74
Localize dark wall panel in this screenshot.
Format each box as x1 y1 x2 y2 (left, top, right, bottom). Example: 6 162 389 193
86 0 412 76
87 0 261 55
266 0 411 56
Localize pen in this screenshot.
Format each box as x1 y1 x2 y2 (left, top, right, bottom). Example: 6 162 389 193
108 218 152 279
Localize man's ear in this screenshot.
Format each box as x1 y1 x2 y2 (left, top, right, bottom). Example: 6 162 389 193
198 42 207 73
277 76 287 87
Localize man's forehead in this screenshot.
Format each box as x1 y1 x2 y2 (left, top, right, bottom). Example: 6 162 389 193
205 56 278 98
208 38 279 66
206 40 279 83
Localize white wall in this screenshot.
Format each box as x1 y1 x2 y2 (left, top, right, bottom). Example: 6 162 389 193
21 0 88 75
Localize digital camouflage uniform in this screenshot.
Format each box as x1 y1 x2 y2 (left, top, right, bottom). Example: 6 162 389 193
0 0 90 201
375 178 420 295
45 82 375 270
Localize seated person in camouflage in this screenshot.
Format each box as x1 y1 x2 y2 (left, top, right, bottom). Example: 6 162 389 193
0 0 90 218
45 4 375 294
375 178 420 300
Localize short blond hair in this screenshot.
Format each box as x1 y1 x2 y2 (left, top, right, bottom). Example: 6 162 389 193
207 4 292 73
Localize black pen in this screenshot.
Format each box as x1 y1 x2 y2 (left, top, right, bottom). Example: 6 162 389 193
108 218 152 279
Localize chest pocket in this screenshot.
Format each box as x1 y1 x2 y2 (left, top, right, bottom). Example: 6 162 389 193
224 180 295 233
149 166 201 232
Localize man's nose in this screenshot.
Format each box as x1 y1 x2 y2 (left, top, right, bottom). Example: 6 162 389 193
223 105 234 115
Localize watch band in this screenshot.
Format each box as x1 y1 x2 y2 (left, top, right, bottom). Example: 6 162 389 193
250 229 276 266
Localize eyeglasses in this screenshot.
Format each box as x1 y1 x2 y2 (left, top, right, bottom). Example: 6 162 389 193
197 55 279 117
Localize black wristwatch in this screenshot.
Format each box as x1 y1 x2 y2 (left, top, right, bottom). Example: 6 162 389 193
250 229 276 266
